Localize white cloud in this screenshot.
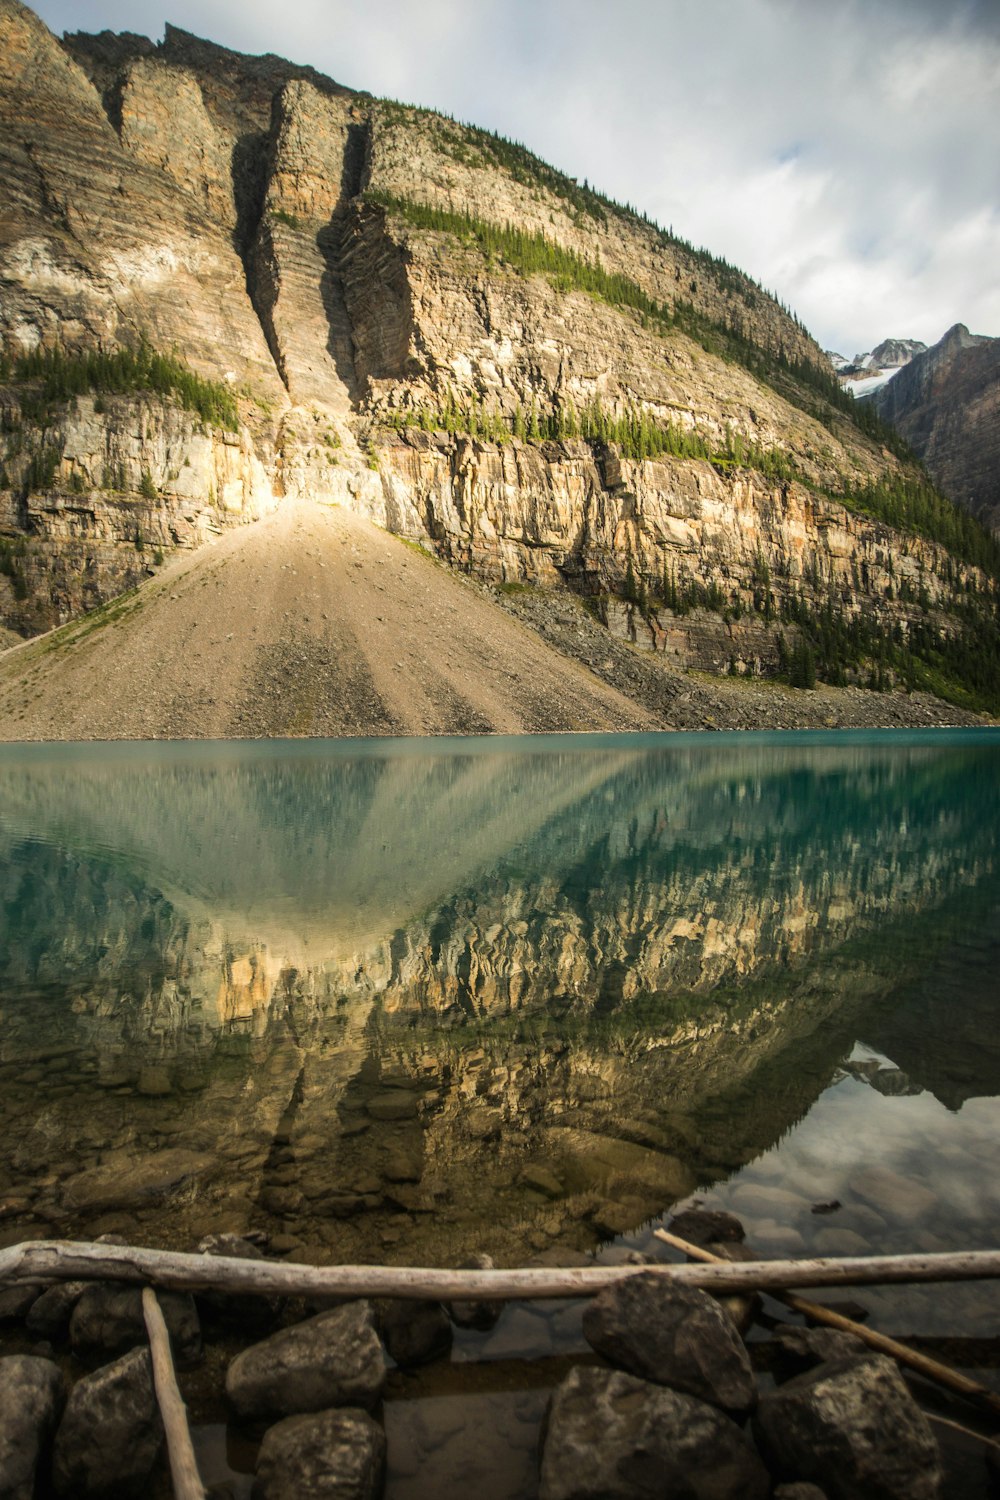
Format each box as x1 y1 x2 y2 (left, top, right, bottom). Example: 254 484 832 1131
31 0 1000 353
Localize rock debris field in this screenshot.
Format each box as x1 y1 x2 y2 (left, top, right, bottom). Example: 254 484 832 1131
0 500 988 741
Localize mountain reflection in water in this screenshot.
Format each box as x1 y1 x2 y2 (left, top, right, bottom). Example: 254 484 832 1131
0 729 997 1275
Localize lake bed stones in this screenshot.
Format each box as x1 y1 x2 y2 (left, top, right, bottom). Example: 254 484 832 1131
52 1346 162 1497
0 1355 65 1500
253 1407 386 1499
582 1271 756 1415
226 1301 384 1419
753 1352 943 1499
539 1366 769 1500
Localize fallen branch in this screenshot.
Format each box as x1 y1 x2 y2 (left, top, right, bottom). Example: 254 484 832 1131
1 1239 999 1302
926 1413 1000 1457
142 1288 206 1500
654 1228 1000 1420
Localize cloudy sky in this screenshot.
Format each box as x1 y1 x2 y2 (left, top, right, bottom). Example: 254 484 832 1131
32 0 1000 358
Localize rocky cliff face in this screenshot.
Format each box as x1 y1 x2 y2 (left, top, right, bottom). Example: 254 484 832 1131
871 324 1000 534
0 1 997 711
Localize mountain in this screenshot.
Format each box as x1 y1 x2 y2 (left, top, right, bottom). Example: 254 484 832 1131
1 0 998 724
829 338 929 399
870 324 1000 536
837 338 928 376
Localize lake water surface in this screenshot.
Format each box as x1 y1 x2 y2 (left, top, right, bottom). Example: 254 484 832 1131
1 729 998 1494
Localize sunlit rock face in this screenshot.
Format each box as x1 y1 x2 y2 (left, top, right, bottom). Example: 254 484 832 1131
0 736 997 1262
1 4 991 666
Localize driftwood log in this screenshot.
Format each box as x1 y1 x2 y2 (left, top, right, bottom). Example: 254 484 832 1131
654 1227 1000 1419
1 1239 999 1301
142 1288 206 1500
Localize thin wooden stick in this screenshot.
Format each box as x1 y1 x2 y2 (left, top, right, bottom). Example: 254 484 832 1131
654 1228 1000 1420
142 1287 206 1500
926 1412 1000 1456
1 1239 1000 1301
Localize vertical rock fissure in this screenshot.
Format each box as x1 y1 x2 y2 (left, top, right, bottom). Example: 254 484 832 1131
316 120 372 407
232 125 290 392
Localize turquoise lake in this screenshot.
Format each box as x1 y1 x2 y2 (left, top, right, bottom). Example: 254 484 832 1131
0 728 998 1495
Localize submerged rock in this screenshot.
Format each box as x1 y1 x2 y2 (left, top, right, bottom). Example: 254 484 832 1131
667 1208 746 1246
379 1298 452 1367
582 1271 756 1415
0 1355 65 1500
446 1252 503 1331
52 1346 163 1497
253 1407 386 1499
60 1148 214 1212
848 1166 937 1223
539 1365 769 1500
753 1352 943 1499
226 1301 385 1419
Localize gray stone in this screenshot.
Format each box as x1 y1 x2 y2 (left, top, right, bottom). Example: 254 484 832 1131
226 1301 385 1419
446 1252 503 1330
773 1487 829 1500
26 1280 88 1340
539 1366 770 1500
52 1346 163 1498
380 1299 452 1367
252 1407 386 1499
753 1353 943 1499
0 1355 65 1500
582 1271 756 1415
70 1281 202 1364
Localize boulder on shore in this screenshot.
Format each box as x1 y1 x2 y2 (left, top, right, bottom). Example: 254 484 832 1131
52 1346 163 1498
582 1271 756 1414
753 1352 943 1499
0 1355 65 1500
226 1301 385 1419
540 1365 770 1500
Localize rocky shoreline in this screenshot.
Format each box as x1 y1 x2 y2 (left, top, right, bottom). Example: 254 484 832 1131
1 1209 996 1499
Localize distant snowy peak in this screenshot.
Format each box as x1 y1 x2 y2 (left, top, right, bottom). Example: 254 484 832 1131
867 337 928 369
828 338 928 382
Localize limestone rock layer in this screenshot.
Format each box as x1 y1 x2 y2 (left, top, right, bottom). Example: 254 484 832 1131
0 2 996 713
